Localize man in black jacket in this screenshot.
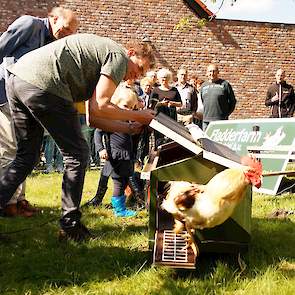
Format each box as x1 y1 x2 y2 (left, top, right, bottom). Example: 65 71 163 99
265 69 295 118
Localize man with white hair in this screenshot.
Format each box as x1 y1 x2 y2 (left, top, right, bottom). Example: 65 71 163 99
265 68 295 118
175 67 197 125
0 7 78 217
146 70 158 87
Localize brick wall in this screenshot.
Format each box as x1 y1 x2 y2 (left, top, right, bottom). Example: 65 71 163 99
1 0 295 119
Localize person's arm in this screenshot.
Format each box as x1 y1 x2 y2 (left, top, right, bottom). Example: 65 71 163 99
191 88 198 112
226 82 236 115
94 129 106 152
287 86 295 117
195 93 204 120
168 100 182 107
94 129 109 160
87 74 155 126
148 92 159 110
265 85 278 106
168 88 182 108
88 116 144 135
0 16 35 62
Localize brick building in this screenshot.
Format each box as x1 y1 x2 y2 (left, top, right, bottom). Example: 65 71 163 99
1 0 294 118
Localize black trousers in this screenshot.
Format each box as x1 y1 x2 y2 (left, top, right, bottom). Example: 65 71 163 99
0 75 89 228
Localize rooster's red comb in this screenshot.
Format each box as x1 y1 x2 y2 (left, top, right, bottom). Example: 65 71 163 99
241 156 263 188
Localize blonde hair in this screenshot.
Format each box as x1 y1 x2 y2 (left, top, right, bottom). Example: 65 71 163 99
177 67 187 75
140 77 153 88
157 68 173 83
111 87 138 110
48 7 79 31
146 70 157 79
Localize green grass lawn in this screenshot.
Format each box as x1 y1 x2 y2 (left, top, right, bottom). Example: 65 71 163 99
0 170 294 295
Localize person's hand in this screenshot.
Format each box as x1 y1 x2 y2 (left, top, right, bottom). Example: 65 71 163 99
133 109 155 125
194 112 203 120
128 121 145 134
99 149 108 160
271 92 279 102
159 99 169 106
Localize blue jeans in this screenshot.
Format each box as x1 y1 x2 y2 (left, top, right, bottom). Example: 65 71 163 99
44 134 63 170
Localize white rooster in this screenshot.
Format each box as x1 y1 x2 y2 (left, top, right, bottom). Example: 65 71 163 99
161 156 262 256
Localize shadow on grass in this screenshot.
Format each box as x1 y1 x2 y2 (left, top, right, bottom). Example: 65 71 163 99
165 216 295 281
249 217 295 273
277 177 295 194
1 207 294 294
0 207 150 294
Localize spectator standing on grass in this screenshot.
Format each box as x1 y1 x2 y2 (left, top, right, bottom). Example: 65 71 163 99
0 7 78 217
136 77 159 157
265 68 295 118
175 67 198 126
190 77 205 128
151 68 182 147
84 128 110 208
0 33 155 241
146 70 159 87
199 64 236 131
43 131 64 173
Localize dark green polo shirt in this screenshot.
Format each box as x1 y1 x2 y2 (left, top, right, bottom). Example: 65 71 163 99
8 33 128 102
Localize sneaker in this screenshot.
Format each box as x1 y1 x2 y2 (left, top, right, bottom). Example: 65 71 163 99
126 193 146 211
58 222 94 242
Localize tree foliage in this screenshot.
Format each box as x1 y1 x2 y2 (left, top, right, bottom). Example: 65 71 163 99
174 0 238 31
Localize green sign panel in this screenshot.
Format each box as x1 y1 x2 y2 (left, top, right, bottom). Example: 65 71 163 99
205 118 295 195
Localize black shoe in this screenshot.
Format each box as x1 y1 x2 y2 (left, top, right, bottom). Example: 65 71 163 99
58 222 94 242
84 187 108 208
127 193 146 211
83 196 103 207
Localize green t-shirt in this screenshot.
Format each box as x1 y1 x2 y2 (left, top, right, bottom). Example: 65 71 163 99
8 34 128 102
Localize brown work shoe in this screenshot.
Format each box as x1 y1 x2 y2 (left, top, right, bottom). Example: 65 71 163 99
3 202 35 218
3 204 18 217
17 200 40 214
17 206 34 218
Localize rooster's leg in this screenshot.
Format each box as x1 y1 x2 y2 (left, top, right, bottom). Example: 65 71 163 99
173 219 184 234
183 223 199 257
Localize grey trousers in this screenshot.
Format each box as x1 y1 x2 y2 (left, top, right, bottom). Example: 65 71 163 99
0 75 89 228
0 102 25 205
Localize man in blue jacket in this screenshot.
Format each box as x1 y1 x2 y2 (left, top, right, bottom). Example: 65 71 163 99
0 7 78 217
